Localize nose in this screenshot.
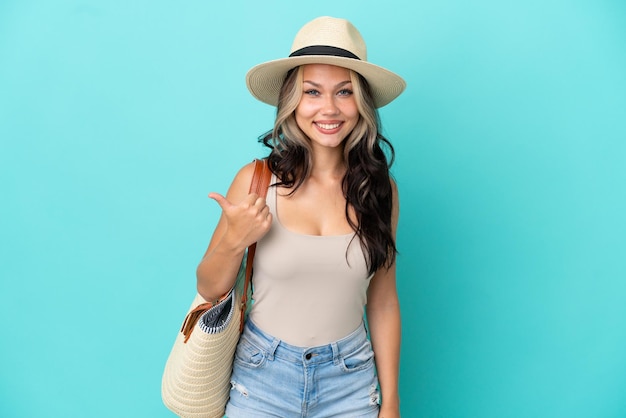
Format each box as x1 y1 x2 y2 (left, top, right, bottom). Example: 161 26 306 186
321 96 340 115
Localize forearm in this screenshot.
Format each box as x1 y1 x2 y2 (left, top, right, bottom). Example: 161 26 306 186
196 236 246 301
367 302 401 413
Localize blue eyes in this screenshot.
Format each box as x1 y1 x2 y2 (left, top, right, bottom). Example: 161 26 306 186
303 89 353 96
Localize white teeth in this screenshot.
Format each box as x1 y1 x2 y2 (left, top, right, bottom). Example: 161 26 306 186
316 123 341 130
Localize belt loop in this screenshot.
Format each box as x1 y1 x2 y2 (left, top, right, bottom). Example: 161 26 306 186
331 342 340 365
267 337 280 361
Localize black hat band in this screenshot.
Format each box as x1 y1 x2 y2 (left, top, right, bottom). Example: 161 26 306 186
289 45 360 60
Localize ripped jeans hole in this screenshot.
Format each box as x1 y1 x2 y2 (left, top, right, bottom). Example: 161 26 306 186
369 385 380 406
230 381 249 398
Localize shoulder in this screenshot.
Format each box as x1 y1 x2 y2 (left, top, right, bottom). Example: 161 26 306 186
388 176 399 205
390 177 399 196
389 177 400 224
232 160 258 186
225 160 259 203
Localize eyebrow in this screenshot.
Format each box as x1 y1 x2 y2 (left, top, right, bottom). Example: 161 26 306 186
303 80 352 88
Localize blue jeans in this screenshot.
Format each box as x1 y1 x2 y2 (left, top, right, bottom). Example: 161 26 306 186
225 320 380 418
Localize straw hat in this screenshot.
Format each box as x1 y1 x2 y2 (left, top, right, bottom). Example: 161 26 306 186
246 16 406 108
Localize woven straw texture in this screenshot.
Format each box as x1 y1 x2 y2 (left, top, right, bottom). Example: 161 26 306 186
162 291 242 418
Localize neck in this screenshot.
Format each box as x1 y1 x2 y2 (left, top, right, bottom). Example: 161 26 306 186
309 147 346 180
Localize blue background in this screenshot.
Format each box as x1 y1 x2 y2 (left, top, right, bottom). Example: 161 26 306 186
1 1 625 417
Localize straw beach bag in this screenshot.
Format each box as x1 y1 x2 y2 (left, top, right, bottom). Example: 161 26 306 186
162 159 271 418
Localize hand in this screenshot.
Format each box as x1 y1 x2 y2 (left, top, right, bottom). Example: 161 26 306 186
209 192 272 250
378 404 400 418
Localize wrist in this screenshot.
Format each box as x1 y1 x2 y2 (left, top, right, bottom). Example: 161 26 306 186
216 231 248 255
380 392 400 409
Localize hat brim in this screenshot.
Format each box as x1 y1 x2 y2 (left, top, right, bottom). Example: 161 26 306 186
246 56 406 108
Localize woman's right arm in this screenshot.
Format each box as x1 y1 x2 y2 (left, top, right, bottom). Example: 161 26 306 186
196 161 272 301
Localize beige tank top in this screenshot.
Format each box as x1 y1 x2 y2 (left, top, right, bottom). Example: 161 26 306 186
248 174 372 347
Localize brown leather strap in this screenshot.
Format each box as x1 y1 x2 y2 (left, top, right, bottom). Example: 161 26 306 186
181 159 271 342
240 159 271 332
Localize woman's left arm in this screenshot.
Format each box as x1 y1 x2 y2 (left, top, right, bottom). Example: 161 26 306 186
366 181 401 418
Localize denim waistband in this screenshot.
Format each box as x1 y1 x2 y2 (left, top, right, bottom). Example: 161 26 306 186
243 320 369 366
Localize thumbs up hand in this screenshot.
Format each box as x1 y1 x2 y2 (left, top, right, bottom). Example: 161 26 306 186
208 191 272 250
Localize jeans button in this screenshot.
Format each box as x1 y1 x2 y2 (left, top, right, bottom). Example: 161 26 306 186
305 353 312 360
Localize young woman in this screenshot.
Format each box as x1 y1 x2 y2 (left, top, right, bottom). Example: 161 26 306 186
196 16 406 418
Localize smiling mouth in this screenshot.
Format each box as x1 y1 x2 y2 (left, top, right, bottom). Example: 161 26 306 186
315 122 342 130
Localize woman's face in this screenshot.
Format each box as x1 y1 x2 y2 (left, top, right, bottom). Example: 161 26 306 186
295 64 359 151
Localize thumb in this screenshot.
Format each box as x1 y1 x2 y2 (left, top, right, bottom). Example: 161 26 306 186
208 192 232 211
